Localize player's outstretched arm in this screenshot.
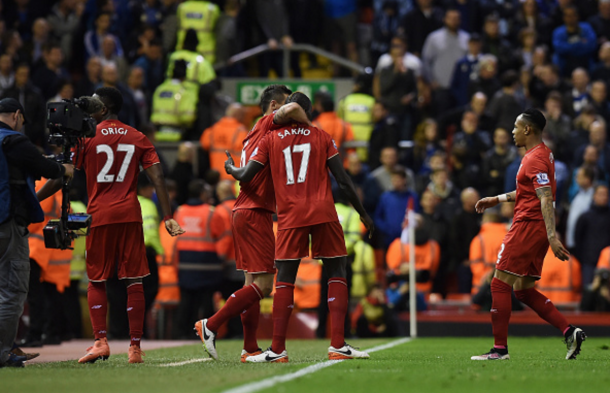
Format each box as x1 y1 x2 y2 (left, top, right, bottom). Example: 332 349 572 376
327 155 375 237
145 163 185 237
224 151 263 182
536 186 570 261
273 102 312 126
474 191 516 213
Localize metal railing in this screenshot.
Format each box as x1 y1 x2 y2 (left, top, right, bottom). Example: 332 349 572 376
213 43 366 75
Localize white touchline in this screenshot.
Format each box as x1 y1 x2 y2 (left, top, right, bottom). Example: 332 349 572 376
222 338 412 393
159 358 213 367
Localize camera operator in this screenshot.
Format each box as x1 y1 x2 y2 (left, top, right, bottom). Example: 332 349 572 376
0 98 73 368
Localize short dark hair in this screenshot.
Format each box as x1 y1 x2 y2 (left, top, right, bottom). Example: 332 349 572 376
42 41 61 54
501 70 519 87
580 165 595 183
521 108 546 133
188 179 208 199
259 84 292 113
286 92 313 119
390 165 407 178
172 59 188 79
314 91 334 113
183 28 199 51
95 86 123 115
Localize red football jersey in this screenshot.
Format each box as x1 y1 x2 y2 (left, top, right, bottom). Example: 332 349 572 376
234 114 276 213
76 120 160 228
514 143 556 223
250 123 340 230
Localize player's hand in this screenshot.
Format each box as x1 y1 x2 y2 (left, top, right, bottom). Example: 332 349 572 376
475 197 499 214
361 214 375 239
549 237 570 261
224 150 235 174
63 163 74 178
165 219 185 236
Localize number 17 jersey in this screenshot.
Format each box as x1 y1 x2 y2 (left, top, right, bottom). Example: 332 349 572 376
250 123 340 230
76 119 160 228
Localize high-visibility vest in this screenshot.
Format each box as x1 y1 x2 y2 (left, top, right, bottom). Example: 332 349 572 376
28 178 59 271
176 0 220 64
351 240 376 298
294 257 321 309
200 117 248 181
214 199 236 264
138 195 164 256
469 223 508 294
167 50 216 84
151 79 199 141
314 112 354 159
386 238 440 293
537 248 582 303
337 93 375 161
156 221 180 306
597 246 610 270
174 203 222 289
335 203 361 256
69 200 87 281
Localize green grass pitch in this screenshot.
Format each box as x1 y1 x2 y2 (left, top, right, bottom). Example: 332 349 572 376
2 337 609 393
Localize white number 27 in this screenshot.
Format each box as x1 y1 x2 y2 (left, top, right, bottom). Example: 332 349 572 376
96 144 135 183
282 143 311 185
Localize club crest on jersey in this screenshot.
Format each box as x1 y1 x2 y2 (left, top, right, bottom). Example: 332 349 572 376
536 173 550 185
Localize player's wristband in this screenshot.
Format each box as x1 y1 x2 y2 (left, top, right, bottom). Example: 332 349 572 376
163 215 173 222
497 194 508 203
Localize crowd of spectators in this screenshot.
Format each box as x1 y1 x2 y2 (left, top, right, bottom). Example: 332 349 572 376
4 0 610 342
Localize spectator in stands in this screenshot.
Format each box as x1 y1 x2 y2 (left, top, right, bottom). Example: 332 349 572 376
23 18 50 66
368 101 399 171
99 63 140 128
31 42 68 101
313 91 355 159
344 152 370 191
364 146 411 215
568 104 600 150
374 165 419 248
450 33 482 107
422 8 469 114
375 34 423 79
47 78 73 103
568 145 607 203
440 91 493 138
84 12 124 60
574 184 610 286
563 68 590 118
124 24 157 65
529 64 571 108
323 0 359 75
591 43 610 83
589 80 610 126
2 30 26 64
133 38 164 91
573 121 610 175
200 103 248 181
1 63 46 147
160 0 180 54
370 1 401 65
468 207 506 295
74 56 101 98
419 188 448 293
516 28 537 70
426 167 460 222
411 118 442 176
467 55 502 109
401 0 444 57
511 0 552 46
480 14 519 74
452 110 492 168
99 35 129 82
587 0 610 46
0 54 14 95
170 142 196 206
551 5 596 77
482 128 517 197
487 70 524 131
543 91 572 162
450 187 481 293
215 0 244 77
127 67 148 127
47 0 81 63
566 166 595 251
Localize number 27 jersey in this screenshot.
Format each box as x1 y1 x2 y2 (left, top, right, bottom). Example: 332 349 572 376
250 124 340 230
76 119 160 228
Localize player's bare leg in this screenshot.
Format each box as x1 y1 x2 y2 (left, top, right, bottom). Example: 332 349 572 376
322 257 369 360
124 278 146 363
513 276 586 359
246 261 299 363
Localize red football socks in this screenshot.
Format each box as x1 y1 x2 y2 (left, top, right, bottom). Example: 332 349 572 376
127 283 145 347
271 282 295 354
328 277 349 349
514 287 570 333
241 299 261 353
490 278 512 348
207 284 263 333
87 281 108 340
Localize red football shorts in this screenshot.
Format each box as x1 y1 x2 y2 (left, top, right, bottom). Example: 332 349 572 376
496 219 549 278
275 221 347 260
86 222 149 281
232 209 276 274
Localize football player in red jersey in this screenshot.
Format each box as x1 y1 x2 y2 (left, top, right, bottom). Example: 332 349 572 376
471 109 585 361
38 87 185 364
195 85 315 362
225 92 374 362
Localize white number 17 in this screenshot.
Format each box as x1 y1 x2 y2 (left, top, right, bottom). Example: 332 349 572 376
282 143 311 185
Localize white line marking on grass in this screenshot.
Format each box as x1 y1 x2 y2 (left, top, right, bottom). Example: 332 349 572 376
222 338 412 393
159 358 213 367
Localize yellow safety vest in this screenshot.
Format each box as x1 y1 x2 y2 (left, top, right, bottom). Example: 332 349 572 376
69 200 87 281
176 1 220 64
151 79 199 141
351 240 376 298
337 93 375 161
167 50 216 84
